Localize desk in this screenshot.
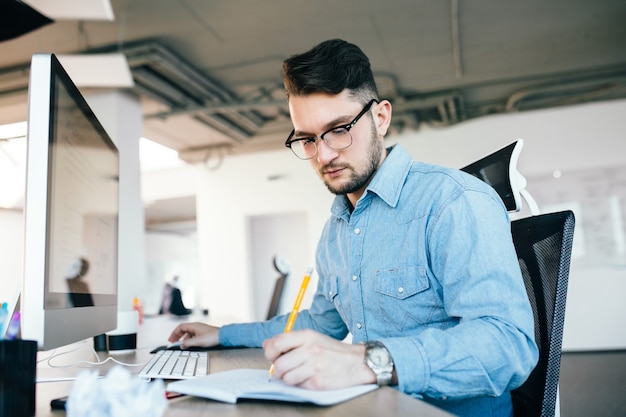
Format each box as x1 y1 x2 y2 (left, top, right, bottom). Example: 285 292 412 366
34 316 452 417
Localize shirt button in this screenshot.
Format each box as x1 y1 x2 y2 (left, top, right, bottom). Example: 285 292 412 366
356 322 362 329
352 275 358 281
397 286 404 294
354 228 361 235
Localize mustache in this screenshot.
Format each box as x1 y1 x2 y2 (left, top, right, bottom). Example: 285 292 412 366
320 163 350 174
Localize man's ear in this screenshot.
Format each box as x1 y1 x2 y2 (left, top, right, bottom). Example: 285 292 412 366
375 100 392 138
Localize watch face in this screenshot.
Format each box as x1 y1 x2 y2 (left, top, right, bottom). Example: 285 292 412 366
370 347 387 366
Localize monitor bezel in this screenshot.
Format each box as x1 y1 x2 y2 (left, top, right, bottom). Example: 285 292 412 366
21 53 119 351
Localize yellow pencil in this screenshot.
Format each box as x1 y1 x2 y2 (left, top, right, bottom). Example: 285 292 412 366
268 266 313 381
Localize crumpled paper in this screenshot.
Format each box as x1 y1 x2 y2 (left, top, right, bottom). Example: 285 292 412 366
66 366 167 417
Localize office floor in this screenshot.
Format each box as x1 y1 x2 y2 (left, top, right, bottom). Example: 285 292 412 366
559 350 626 417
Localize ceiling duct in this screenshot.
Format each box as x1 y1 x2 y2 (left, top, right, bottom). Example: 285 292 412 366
112 42 275 144
0 38 625 158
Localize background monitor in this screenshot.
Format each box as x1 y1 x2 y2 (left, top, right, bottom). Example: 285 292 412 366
21 53 119 351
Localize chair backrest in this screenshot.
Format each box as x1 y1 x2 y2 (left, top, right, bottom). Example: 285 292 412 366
510 210 575 417
460 139 542 215
266 254 291 320
266 274 287 320
460 139 525 212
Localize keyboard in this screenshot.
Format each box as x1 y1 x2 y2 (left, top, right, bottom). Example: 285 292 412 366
138 349 209 380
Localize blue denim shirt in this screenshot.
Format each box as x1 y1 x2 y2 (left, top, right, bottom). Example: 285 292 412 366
221 144 538 416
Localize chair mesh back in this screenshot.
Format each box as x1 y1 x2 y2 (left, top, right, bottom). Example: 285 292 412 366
510 211 575 417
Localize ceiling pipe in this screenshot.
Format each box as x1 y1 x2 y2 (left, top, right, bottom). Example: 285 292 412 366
145 99 287 120
505 80 621 111
450 0 463 80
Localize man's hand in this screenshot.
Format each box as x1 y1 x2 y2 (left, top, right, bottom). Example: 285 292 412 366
168 322 220 349
263 329 376 390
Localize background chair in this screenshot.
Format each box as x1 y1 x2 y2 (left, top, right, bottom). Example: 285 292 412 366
266 275 287 320
461 141 576 417
266 255 291 320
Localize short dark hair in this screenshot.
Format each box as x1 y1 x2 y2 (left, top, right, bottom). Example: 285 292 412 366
282 39 379 103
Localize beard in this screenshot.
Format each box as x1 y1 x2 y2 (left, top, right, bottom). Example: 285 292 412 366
319 121 384 196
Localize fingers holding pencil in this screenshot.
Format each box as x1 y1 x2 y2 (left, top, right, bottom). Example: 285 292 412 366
263 329 369 390
267 267 313 382
264 330 309 382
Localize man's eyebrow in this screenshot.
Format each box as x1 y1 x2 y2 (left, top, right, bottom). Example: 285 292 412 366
293 115 353 138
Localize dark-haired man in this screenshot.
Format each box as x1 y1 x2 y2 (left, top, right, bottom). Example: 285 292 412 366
169 39 538 417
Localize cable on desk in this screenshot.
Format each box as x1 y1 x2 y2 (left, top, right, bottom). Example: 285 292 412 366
43 339 148 369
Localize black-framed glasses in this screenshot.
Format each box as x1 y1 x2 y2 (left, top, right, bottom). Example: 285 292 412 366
285 99 379 160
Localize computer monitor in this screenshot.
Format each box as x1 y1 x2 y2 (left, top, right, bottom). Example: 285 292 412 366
21 53 119 351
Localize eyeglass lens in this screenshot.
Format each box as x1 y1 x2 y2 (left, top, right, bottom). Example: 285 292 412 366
293 128 352 159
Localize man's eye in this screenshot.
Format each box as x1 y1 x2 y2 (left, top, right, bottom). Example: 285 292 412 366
329 127 349 136
299 137 316 145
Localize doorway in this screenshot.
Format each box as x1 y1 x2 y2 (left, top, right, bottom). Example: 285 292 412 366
246 212 309 321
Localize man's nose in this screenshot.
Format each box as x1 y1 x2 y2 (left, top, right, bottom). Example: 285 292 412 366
316 139 339 164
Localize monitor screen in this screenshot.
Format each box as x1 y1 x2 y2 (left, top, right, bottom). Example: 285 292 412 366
21 53 119 350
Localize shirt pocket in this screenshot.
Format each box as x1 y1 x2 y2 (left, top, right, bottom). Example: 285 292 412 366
374 266 444 331
322 274 349 324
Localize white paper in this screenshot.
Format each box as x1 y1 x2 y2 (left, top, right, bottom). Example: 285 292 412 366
66 367 167 417
167 368 378 406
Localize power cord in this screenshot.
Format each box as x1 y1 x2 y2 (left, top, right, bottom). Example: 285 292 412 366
42 339 148 370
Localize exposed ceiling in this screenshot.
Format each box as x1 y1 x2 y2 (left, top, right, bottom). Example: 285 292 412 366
1 0 625 230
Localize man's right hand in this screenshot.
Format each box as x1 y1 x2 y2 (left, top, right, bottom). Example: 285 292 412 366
168 322 220 349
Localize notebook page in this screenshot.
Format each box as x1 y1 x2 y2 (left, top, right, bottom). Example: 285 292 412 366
167 368 378 405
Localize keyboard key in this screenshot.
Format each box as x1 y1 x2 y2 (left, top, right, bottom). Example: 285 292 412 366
138 350 209 380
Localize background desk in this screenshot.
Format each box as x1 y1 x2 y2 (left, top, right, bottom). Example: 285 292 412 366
35 316 452 417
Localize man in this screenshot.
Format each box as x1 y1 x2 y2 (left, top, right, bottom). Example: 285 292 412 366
160 276 192 316
169 39 538 416
66 257 94 307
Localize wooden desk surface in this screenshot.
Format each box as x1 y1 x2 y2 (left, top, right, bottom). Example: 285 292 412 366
34 316 452 417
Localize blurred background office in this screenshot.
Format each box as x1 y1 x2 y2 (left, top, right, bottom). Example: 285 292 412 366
0 1 624 415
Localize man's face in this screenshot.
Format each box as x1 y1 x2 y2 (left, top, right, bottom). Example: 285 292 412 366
288 92 389 200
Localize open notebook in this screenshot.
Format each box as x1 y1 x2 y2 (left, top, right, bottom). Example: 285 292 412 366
167 368 378 405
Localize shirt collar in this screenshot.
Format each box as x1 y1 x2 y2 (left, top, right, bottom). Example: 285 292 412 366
330 143 413 218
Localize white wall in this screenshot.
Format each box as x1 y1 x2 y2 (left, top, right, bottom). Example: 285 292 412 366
141 165 200 316
247 212 310 321
193 149 332 323
87 91 146 312
144 231 199 315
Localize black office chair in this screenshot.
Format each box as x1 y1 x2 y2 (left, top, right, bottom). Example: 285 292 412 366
461 141 576 417
510 210 575 417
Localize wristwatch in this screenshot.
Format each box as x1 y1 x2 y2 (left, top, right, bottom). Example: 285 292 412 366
364 341 394 386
